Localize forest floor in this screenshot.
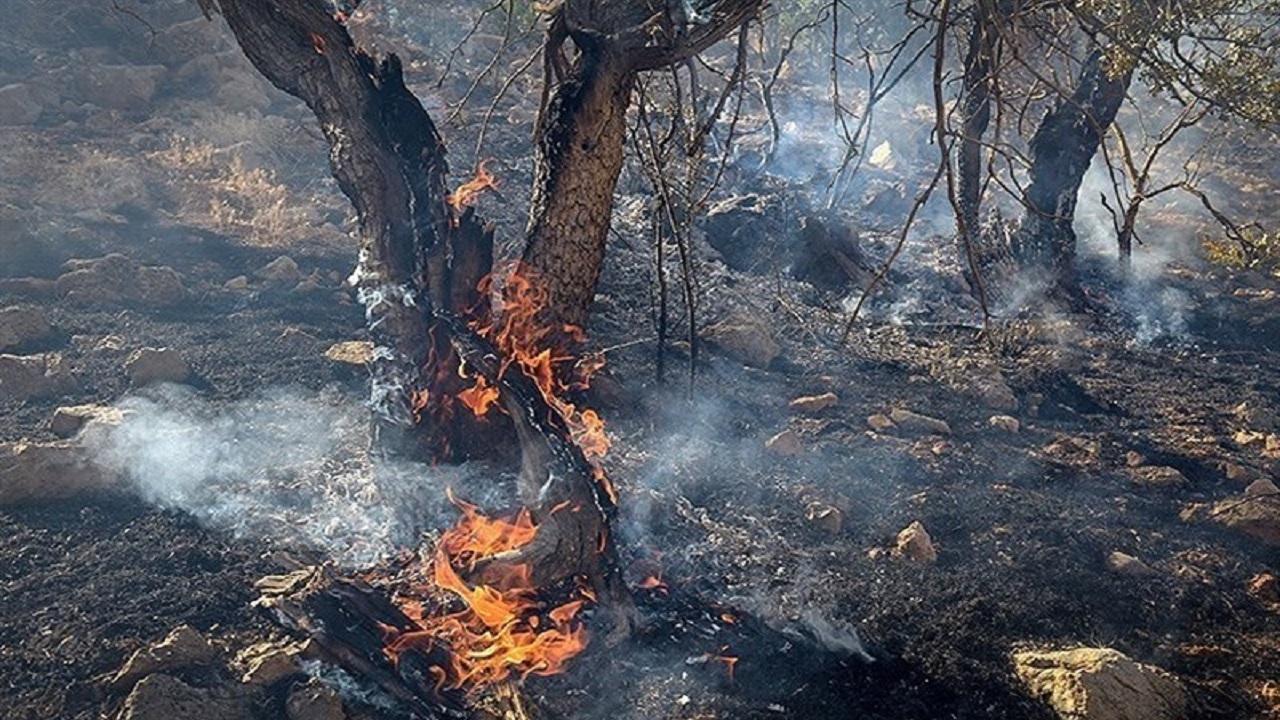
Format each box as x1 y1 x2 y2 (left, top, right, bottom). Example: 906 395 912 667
1 2 1279 720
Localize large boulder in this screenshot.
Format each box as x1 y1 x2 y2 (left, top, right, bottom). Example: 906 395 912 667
56 254 187 308
125 347 190 386
1013 647 1188 720
0 439 113 506
111 626 220 692
0 353 76 402
704 313 781 369
1212 478 1280 545
0 306 53 351
118 674 252 720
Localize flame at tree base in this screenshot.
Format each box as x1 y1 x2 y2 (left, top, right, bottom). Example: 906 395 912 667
380 492 593 694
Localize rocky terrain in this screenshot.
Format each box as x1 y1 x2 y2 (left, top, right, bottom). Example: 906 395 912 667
1 2 1279 720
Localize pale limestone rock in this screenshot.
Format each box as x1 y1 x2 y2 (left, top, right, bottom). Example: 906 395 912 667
1106 551 1156 577
111 626 220 691
0 306 52 350
125 347 190 386
867 413 896 433
789 392 839 415
1013 647 1188 720
989 415 1020 433
765 429 803 456
49 404 123 438
1212 479 1280 545
0 439 113 506
889 408 951 436
0 352 76 401
324 341 373 366
1129 466 1187 488
256 255 302 284
893 521 937 563
704 314 781 369
118 674 253 720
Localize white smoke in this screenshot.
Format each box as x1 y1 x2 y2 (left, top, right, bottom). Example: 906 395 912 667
86 384 480 566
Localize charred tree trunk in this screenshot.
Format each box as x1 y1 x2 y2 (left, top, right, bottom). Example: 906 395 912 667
956 2 998 267
1015 49 1132 295
206 0 495 462
523 48 635 332
522 0 763 333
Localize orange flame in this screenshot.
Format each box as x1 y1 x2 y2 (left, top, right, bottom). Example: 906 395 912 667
447 161 497 214
382 492 589 692
472 263 616 502
457 374 501 417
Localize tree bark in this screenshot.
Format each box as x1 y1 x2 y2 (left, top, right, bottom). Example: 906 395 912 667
1015 49 1132 294
208 0 497 461
522 49 635 332
956 2 997 257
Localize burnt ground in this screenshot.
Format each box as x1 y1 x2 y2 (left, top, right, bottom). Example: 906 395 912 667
2 2 1280 719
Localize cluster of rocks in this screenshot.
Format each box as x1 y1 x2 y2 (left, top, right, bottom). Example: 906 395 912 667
109 626 345 720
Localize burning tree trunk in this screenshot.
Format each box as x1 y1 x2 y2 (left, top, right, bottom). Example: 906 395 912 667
204 0 497 462
1014 49 1132 294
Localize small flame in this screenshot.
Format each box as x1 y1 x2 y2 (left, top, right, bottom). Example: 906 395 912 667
457 374 500 417
447 161 497 214
638 575 669 595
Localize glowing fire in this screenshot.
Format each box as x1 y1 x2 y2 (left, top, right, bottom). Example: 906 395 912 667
446 161 497 214
382 491 589 691
467 263 616 502
382 264 617 695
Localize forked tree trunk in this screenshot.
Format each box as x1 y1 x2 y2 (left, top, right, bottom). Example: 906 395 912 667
1015 49 1132 294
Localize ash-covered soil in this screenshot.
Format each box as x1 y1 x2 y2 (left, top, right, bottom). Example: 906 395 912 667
2 2 1279 720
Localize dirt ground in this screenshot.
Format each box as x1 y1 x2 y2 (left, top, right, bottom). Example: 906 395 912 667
2 2 1279 719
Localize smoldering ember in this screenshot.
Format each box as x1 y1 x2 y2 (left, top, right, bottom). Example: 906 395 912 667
3 1 1280 719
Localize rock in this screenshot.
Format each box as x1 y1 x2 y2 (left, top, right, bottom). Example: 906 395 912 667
0 306 53 350
236 643 303 686
989 415 1020 433
703 194 767 270
805 501 843 535
1106 551 1156 577
49 403 123 438
256 255 302 284
125 347 190 386
888 409 951 436
1223 462 1254 483
1012 647 1189 720
765 430 803 456
1129 466 1187 488
324 341 374 366
973 377 1019 412
224 275 250 290
0 439 113 506
867 413 896 433
893 521 937 563
111 626 220 691
0 353 76 401
118 674 253 720
1124 451 1147 468
291 276 324 294
136 265 188 306
286 678 345 720
704 314 781 369
790 392 839 415
152 18 225 67
1212 479 1280 545
56 254 186 308
1249 573 1279 604
1234 401 1279 432
68 64 166 115
0 83 43 126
